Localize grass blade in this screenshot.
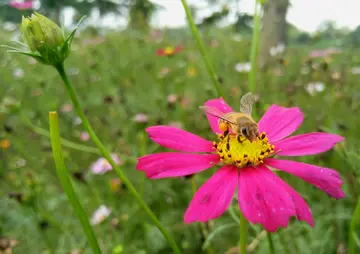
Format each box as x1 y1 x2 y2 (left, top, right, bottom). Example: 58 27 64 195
49 111 101 254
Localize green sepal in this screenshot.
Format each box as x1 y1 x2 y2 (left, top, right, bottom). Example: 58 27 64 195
61 15 86 60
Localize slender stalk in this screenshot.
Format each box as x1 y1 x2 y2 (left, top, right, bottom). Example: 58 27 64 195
49 112 101 254
54 64 181 254
240 211 247 254
20 114 100 155
267 232 275 254
349 197 360 254
248 1 262 93
180 0 224 98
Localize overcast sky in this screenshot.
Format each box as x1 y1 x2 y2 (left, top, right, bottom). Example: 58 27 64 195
148 0 360 33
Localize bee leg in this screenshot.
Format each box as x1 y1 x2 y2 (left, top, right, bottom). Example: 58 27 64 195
223 129 229 137
226 135 230 151
236 134 243 144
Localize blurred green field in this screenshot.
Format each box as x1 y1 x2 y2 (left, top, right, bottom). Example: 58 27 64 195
0 24 359 254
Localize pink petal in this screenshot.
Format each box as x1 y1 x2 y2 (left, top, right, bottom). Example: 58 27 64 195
184 166 238 223
146 126 214 152
136 153 219 179
238 165 313 232
203 97 233 134
273 133 344 156
265 158 345 199
258 104 304 143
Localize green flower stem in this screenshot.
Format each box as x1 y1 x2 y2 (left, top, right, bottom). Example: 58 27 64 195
267 232 275 254
349 197 360 254
180 0 224 98
240 211 247 253
248 1 262 93
20 114 100 155
54 64 181 254
49 112 101 254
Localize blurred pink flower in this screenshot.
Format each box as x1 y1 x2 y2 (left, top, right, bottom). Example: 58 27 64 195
210 39 218 48
309 47 342 59
90 154 121 175
60 104 73 113
134 113 149 123
28 57 37 65
83 37 105 47
181 97 191 109
9 0 33 10
137 98 344 232
167 94 178 104
80 132 90 141
148 29 163 42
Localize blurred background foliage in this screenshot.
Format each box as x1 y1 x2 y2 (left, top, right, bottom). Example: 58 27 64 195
0 0 359 253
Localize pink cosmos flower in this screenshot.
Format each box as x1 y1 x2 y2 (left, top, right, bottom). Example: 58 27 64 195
9 0 33 10
136 98 345 232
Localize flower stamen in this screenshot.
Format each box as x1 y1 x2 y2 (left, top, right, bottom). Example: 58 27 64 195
213 132 274 168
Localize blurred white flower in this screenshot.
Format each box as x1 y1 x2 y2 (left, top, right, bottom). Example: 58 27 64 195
3 22 17 31
270 43 285 56
73 117 82 126
176 61 186 68
232 34 242 42
68 67 80 76
134 113 149 123
15 158 26 168
305 82 325 96
351 67 360 75
90 153 121 175
235 62 251 73
12 68 24 78
159 67 172 78
90 205 112 225
301 66 310 75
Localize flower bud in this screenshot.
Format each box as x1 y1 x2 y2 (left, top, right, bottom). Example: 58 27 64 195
21 12 66 65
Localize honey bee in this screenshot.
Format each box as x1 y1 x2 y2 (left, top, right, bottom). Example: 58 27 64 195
199 92 259 141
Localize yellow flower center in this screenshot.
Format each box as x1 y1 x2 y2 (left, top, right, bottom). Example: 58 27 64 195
164 46 174 55
213 132 275 168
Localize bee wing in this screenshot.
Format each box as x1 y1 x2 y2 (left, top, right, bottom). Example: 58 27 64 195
239 92 255 115
199 106 237 125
